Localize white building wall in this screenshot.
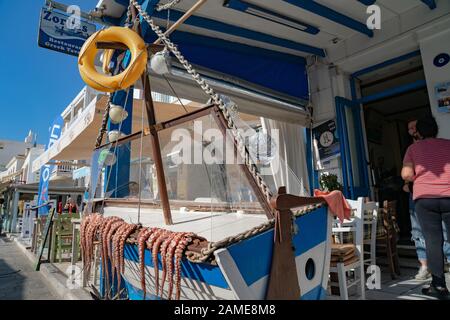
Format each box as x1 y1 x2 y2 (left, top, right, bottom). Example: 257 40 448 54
0 140 31 172
418 19 450 139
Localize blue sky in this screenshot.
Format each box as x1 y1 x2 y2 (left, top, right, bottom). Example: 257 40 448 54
0 0 99 145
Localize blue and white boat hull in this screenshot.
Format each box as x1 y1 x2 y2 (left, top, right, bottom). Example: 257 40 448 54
121 205 332 300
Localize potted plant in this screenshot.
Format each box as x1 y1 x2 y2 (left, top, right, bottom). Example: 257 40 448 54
319 173 343 192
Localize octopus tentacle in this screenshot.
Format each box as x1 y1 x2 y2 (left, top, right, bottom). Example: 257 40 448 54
159 232 178 297
166 232 187 299
118 223 138 291
112 223 128 288
101 217 123 297
107 221 126 288
152 230 170 297
137 227 154 299
174 233 195 300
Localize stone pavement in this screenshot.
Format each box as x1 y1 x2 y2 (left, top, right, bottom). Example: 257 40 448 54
0 236 58 300
328 263 450 300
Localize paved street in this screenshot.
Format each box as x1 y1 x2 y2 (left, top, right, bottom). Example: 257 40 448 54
0 237 58 300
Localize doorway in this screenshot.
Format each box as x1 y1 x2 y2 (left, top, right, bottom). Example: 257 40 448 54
360 62 431 245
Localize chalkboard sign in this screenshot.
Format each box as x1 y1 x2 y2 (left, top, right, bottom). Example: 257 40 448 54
35 208 56 271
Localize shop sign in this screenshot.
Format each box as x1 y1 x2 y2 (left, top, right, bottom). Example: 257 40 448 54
37 116 64 216
312 119 340 162
435 81 450 113
38 7 96 56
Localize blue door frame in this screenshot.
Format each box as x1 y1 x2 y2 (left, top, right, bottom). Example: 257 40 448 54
335 97 370 199
335 50 427 200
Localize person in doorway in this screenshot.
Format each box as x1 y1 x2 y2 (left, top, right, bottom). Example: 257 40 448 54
402 116 450 299
64 197 78 215
403 119 450 280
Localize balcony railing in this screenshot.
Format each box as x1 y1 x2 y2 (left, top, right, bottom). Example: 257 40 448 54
50 163 77 180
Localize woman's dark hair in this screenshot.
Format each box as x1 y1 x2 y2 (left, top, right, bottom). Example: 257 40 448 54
416 116 438 139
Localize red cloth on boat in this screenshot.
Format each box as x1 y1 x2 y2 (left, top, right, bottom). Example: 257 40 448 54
314 189 351 222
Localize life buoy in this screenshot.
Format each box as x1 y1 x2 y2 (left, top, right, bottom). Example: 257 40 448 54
78 27 148 93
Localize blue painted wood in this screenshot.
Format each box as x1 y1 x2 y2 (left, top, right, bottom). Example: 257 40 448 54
224 0 320 35
106 88 133 198
123 244 231 289
335 98 350 198
300 285 327 300
150 9 325 56
357 0 376 5
357 79 427 104
282 0 373 37
420 0 437 9
227 206 328 286
352 50 421 78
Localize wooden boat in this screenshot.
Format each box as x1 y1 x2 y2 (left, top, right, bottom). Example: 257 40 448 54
78 1 333 301
116 203 332 300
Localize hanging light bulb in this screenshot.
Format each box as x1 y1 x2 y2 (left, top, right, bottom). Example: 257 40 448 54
219 94 239 121
107 130 125 143
248 131 278 165
109 104 129 124
149 48 172 75
98 149 117 167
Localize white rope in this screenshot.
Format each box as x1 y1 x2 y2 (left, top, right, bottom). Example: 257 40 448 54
156 0 182 12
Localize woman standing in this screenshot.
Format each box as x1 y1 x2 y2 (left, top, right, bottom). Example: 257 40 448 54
404 119 450 280
402 116 450 299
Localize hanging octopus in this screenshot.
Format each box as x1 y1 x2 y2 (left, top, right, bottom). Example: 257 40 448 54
137 227 154 298
159 232 179 297
116 223 138 290
101 216 124 295
81 215 203 301
174 233 195 300
106 220 127 286
83 214 104 279
150 229 171 297
165 232 190 299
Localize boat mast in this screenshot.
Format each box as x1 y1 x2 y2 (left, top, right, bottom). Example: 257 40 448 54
130 5 173 225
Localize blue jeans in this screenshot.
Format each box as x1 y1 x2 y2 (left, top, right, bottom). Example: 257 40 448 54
410 196 450 261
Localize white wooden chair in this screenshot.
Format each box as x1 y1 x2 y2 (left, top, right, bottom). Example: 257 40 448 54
362 201 378 269
329 197 365 300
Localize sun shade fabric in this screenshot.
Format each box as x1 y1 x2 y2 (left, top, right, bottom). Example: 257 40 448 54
145 31 310 101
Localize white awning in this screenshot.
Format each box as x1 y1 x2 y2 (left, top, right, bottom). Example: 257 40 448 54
32 95 109 172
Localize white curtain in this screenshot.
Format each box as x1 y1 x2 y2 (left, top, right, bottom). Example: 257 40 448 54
261 118 310 196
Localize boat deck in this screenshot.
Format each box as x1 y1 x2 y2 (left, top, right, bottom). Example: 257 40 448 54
102 206 269 242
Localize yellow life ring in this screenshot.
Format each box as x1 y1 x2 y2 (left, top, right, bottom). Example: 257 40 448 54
78 27 148 93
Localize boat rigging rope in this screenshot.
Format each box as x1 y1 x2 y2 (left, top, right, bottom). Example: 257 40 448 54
129 0 274 207
156 0 183 11
185 204 323 264
95 94 113 148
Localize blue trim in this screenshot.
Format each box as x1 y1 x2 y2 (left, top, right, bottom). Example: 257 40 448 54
305 128 319 195
335 98 350 198
147 29 310 65
227 206 328 286
224 0 320 35
357 79 427 104
421 0 437 9
301 285 328 300
352 50 421 78
123 244 230 289
114 0 130 6
350 79 370 197
357 0 376 5
106 89 133 198
282 0 373 37
150 9 325 57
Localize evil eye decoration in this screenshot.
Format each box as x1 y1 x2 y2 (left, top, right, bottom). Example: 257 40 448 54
433 53 450 68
